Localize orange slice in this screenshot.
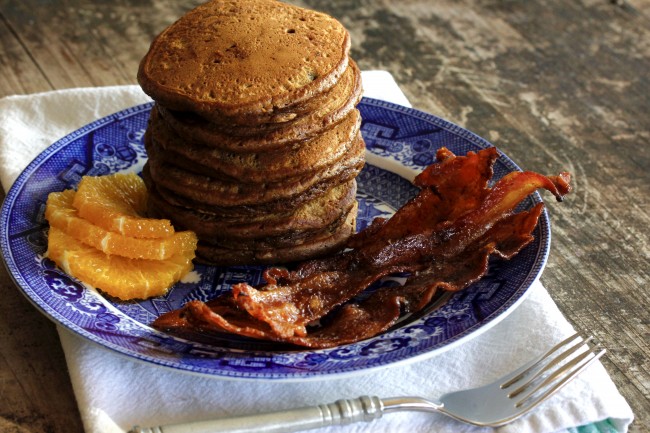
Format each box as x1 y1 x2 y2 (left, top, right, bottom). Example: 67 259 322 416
72 173 174 239
46 227 194 300
46 189 197 260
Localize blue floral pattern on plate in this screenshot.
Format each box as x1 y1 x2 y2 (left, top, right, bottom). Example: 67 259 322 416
0 98 549 379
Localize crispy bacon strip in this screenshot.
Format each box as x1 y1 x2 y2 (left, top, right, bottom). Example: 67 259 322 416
153 147 571 348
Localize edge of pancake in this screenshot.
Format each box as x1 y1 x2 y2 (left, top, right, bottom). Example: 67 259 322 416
138 0 351 122
144 133 366 208
148 109 361 183
195 201 358 266
147 178 357 241
156 61 362 151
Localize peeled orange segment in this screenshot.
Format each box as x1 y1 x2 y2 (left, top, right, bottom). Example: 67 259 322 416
46 227 195 300
73 173 174 239
46 189 197 260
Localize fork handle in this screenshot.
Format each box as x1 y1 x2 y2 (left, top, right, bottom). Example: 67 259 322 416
130 395 384 433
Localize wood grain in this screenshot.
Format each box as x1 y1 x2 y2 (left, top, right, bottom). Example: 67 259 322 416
0 1 647 432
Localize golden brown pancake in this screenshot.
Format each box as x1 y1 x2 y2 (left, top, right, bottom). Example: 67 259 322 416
144 133 365 209
148 108 361 183
196 203 354 250
147 179 357 241
139 0 365 265
138 0 351 125
195 202 358 266
156 60 362 151
144 158 363 220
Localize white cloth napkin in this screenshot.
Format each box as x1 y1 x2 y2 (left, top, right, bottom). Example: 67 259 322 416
0 72 634 433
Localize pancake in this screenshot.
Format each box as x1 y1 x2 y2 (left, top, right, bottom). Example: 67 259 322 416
147 179 357 241
138 0 351 124
195 202 358 266
143 151 364 218
144 158 363 219
144 132 365 209
156 60 362 151
148 108 361 183
195 201 354 250
138 0 365 266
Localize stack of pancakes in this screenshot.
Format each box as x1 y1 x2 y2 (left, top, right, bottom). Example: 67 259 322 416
137 0 365 266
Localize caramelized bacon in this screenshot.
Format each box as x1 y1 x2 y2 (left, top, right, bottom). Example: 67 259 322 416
153 147 571 348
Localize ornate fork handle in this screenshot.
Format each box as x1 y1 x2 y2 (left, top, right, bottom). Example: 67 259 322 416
131 333 601 432
131 395 403 433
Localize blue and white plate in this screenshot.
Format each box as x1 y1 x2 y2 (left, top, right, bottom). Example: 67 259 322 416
0 99 549 380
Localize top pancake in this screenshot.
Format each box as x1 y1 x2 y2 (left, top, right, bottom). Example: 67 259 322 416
138 0 351 124
156 59 362 145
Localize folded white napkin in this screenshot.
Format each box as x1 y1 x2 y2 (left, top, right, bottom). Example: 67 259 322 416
0 72 634 433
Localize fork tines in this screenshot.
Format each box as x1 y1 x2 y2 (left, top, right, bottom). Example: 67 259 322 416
500 332 606 409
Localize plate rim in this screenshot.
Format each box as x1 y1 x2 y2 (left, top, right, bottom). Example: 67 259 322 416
0 98 550 380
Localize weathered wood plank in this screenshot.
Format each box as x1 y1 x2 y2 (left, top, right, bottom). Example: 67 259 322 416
0 0 205 96
0 12 52 95
0 1 648 432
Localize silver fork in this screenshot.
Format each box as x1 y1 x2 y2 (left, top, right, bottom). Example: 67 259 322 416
131 332 604 433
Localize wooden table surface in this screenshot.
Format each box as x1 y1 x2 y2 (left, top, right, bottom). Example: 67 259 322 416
0 1 648 432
